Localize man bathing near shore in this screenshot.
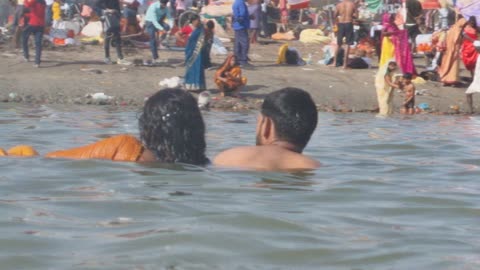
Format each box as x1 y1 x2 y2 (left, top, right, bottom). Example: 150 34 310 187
331 0 357 69
214 87 320 171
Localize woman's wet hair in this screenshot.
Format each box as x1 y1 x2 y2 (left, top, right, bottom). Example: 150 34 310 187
138 88 208 165
261 88 318 152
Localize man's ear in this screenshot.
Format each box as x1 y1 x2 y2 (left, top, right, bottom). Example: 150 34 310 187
261 116 275 143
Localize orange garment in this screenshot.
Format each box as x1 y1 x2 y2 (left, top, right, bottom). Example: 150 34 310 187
438 18 467 84
0 145 39 157
45 134 144 162
215 55 247 92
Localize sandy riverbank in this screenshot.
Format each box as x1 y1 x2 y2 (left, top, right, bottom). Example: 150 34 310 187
0 38 475 114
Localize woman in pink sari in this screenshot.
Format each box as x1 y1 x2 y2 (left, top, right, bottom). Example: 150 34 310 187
379 13 417 75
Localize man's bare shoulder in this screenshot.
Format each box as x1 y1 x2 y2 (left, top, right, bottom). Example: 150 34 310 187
213 146 261 166
214 146 321 171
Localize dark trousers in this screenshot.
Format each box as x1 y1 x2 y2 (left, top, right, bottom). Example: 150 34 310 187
234 29 249 65
145 21 170 60
22 25 44 65
45 5 52 26
104 28 123 59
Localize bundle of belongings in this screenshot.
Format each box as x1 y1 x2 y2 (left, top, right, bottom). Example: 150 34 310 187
276 43 305 66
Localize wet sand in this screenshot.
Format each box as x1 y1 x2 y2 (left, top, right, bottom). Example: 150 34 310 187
0 39 475 114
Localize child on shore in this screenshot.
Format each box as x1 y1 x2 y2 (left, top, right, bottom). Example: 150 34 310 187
401 73 416 114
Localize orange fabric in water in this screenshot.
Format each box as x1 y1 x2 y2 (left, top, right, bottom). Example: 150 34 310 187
45 134 144 162
8 145 39 156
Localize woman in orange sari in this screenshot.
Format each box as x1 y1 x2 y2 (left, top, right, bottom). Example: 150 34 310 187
214 54 247 97
462 16 479 79
438 17 468 86
1 89 209 165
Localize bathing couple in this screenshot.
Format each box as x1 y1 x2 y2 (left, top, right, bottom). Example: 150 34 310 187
1 87 320 171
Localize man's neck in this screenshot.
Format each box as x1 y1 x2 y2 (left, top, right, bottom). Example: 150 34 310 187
268 140 302 153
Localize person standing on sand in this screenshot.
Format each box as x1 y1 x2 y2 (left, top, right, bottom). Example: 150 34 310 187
330 0 356 69
232 0 251 66
145 0 173 64
213 87 320 171
97 0 131 65
22 0 45 68
375 60 400 116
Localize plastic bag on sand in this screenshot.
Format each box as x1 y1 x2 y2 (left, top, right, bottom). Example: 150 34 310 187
86 93 114 100
212 36 227 55
159 77 184 88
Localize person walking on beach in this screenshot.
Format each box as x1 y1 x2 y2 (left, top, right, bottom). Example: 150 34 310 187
214 87 320 171
22 0 46 68
97 0 131 65
145 0 173 64
232 0 251 66
331 0 356 69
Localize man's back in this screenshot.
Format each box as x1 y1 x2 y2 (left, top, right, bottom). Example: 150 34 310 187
336 0 355 23
214 145 320 171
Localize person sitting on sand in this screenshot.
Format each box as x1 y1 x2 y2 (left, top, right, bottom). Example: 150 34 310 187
400 73 416 115
1 89 209 165
214 54 247 97
375 60 400 116
213 87 320 171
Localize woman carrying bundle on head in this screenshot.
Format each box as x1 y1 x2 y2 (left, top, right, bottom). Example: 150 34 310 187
214 54 247 97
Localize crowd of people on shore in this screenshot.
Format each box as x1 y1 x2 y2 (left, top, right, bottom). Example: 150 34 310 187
1 0 479 112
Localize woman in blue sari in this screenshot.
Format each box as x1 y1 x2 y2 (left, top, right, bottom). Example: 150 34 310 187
184 15 206 91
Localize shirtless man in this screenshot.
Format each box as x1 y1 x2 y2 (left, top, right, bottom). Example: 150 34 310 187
331 0 357 69
214 87 320 171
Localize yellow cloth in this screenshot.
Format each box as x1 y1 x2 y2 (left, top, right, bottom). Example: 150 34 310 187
299 29 331 45
379 36 395 69
52 2 61 21
0 145 39 157
276 43 289 64
375 60 396 116
45 134 144 162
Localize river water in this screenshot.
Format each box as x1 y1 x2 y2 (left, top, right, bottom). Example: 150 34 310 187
0 104 479 270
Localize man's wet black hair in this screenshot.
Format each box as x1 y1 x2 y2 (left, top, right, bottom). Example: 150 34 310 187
139 88 208 165
261 87 318 152
160 0 169 5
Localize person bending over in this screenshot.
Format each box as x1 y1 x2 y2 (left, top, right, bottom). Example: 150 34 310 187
45 88 209 165
145 0 173 64
214 87 320 171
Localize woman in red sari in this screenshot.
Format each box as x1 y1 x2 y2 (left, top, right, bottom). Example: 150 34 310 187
462 16 479 79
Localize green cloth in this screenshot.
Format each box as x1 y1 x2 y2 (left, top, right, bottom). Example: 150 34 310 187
365 0 383 12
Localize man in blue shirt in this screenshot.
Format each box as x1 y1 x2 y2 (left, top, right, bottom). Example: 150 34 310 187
145 0 174 63
232 0 251 66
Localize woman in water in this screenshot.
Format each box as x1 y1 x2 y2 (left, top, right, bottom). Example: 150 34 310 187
1 88 209 165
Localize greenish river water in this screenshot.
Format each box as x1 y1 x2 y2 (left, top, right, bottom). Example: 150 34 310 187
0 104 479 269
